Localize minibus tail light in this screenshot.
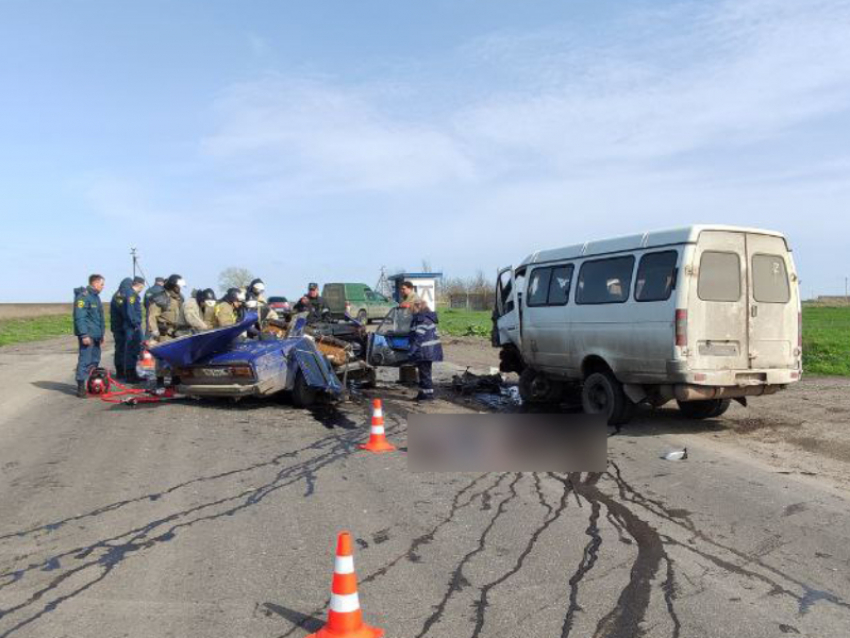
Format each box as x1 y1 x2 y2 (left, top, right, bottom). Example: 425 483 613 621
675 309 688 347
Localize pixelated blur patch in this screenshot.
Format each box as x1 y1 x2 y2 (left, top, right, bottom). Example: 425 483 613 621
408 414 607 472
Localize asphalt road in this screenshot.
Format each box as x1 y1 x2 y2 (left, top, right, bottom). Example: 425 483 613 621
1 338 849 638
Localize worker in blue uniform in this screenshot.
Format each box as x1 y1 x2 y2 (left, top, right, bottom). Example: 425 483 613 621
408 299 444 401
110 278 131 378
73 274 106 397
122 277 146 381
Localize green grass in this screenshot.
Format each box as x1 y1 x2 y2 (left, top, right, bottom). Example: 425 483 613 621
2 305 847 377
436 305 850 377
802 305 850 376
438 307 492 338
0 315 76 347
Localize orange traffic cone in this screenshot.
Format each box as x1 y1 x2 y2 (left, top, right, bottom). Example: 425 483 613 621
307 531 384 638
359 399 395 453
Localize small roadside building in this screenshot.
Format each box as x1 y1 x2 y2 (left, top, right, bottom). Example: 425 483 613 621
388 272 443 310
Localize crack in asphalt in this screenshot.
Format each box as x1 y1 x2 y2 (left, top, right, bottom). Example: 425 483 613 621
560 486 603 638
413 473 521 638
605 460 850 617
470 475 572 638
0 421 371 637
276 472 497 638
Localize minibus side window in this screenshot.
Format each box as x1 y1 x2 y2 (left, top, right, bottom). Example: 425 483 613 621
547 265 574 305
576 256 635 305
698 251 741 302
527 268 552 307
635 251 678 302
752 254 790 303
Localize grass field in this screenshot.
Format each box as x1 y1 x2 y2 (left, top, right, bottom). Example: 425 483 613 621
2 306 848 376
0 315 77 347
439 308 492 338
439 306 850 376
802 305 850 376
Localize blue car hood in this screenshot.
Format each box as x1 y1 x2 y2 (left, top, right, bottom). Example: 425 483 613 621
203 339 297 365
149 313 258 367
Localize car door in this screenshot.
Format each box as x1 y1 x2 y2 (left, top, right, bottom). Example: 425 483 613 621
366 307 414 367
688 231 749 371
746 233 797 369
493 266 521 349
522 264 572 370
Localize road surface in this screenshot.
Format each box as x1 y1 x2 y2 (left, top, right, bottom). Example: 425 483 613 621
0 337 848 638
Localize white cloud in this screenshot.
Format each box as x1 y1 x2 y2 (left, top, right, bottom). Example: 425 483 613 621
202 77 477 191
202 0 850 196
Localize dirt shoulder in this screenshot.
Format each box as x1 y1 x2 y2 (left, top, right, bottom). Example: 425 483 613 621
442 335 850 491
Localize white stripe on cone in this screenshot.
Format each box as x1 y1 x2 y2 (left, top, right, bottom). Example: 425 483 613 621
330 592 361 613
334 555 354 574
373 408 383 418
370 426 385 435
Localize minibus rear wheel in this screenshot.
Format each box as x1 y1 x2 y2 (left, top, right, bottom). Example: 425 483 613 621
582 371 635 426
676 398 731 420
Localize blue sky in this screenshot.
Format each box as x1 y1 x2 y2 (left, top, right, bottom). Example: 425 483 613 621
1 0 849 301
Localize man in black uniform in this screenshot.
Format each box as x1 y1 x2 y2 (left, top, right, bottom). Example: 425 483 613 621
294 282 329 324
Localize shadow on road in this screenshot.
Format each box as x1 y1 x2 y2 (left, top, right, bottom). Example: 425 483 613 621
262 603 325 634
31 380 78 397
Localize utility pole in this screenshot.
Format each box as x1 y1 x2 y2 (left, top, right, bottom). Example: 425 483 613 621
130 248 147 282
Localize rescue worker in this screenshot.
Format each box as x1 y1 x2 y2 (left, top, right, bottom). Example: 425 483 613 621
147 274 187 343
399 281 421 310
73 274 106 398
212 288 245 328
248 278 269 303
122 277 146 381
183 288 217 333
408 299 443 401
144 277 166 327
294 283 329 323
110 278 131 379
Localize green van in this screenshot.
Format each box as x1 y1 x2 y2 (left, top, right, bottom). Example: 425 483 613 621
322 283 397 323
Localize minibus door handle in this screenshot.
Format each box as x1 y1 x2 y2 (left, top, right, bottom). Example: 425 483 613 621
751 305 758 318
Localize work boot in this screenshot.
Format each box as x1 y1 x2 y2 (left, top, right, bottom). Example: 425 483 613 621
415 390 435 402
76 381 87 398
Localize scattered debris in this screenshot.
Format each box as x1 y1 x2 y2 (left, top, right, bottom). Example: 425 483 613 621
451 368 503 395
662 448 689 461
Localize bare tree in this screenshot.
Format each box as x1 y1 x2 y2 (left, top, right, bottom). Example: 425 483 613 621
218 267 255 293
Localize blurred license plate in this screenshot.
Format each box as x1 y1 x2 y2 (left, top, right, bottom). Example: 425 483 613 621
196 368 231 378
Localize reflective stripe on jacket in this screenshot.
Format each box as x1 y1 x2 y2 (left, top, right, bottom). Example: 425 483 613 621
409 310 444 362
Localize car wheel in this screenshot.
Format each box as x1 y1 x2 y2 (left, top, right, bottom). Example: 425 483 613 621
582 371 635 426
291 370 318 408
357 309 368 324
518 368 562 404
677 398 731 420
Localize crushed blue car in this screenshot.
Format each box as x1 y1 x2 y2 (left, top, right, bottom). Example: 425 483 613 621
149 313 342 407
365 307 416 367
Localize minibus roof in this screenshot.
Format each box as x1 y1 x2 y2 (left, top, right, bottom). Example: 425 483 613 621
518 225 789 268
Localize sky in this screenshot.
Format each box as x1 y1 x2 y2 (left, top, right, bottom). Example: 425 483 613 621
1 0 849 301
